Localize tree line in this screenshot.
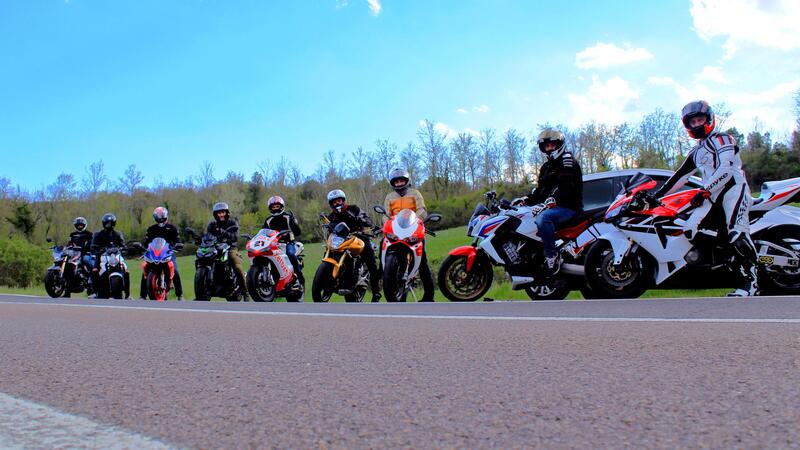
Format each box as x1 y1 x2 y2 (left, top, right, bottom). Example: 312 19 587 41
2 104 800 250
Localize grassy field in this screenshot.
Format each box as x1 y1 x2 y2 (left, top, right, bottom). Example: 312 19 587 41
2 225 730 301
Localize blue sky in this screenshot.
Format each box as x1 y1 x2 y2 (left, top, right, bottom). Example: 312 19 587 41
1 0 799 191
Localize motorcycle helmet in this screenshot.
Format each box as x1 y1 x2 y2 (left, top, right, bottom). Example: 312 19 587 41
681 100 715 139
327 189 347 212
387 168 410 196
212 202 230 221
101 213 117 231
268 196 285 215
537 129 566 160
73 216 87 231
153 206 168 227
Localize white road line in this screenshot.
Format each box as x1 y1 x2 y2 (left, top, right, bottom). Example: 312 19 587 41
0 392 173 450
1 301 799 324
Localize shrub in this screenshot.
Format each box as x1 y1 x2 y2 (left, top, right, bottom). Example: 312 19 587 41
0 237 51 288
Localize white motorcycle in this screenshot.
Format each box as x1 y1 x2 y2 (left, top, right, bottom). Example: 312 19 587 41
584 173 800 298
244 228 305 302
97 245 130 299
437 191 616 301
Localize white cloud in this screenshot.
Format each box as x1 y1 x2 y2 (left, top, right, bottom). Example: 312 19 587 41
574 42 654 70
693 65 730 85
367 0 382 16
567 75 641 125
456 107 468 114
335 0 350 9
472 104 490 113
433 122 453 136
690 0 800 59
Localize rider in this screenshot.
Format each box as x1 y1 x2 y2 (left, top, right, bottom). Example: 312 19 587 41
326 189 381 302
383 168 435 302
68 216 95 274
523 129 583 276
90 213 130 298
206 202 249 300
139 207 184 300
263 195 304 285
650 100 758 297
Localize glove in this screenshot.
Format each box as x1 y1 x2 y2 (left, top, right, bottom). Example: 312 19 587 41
531 203 546 215
499 199 512 209
643 192 660 208
691 190 710 207
543 197 557 208
510 197 525 207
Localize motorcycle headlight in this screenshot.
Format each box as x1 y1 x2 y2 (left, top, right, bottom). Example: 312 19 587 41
386 232 399 242
405 236 420 245
331 236 346 249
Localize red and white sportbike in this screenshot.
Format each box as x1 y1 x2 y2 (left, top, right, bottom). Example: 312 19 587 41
584 173 800 298
373 205 442 302
437 191 614 301
244 228 305 302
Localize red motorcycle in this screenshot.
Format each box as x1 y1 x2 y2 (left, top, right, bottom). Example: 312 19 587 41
373 205 441 302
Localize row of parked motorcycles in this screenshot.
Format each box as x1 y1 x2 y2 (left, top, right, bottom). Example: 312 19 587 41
45 172 800 301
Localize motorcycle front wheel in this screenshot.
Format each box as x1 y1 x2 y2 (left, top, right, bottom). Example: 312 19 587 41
437 254 493 302
147 271 167 301
109 275 125 299
247 264 276 302
584 241 651 299
44 270 67 298
383 252 409 303
194 266 211 301
311 261 335 303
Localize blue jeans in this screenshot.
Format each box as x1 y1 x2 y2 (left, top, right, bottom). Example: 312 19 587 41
535 206 578 258
81 254 95 272
285 242 302 275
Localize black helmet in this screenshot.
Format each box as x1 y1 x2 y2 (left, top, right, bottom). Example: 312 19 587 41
388 168 410 195
73 216 87 231
681 100 715 139
101 213 117 231
212 202 230 221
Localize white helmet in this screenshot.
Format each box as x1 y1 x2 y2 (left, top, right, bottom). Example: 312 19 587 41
327 189 346 212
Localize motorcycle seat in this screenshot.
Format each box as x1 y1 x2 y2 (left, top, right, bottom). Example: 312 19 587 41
555 208 604 239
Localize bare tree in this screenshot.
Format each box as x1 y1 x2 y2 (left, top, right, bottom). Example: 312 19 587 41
479 128 502 187
82 161 107 198
399 141 421 184
0 176 11 200
416 120 449 199
451 132 479 188
196 161 215 190
502 128 526 185
373 139 397 182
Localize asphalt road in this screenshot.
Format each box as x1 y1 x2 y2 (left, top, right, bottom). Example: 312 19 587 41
1 294 799 449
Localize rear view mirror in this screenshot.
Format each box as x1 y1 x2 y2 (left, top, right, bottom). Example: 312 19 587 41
46 237 53 243
425 214 442 224
372 205 388 216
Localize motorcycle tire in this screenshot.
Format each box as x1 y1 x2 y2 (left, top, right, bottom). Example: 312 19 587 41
437 254 493 302
147 271 167 301
109 276 125 299
755 226 800 294
194 267 211 301
44 270 67 298
584 241 651 299
525 278 570 301
344 263 368 303
383 252 409 303
312 261 335 303
247 265 276 302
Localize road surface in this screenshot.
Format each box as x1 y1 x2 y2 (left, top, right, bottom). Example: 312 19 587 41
1 294 799 449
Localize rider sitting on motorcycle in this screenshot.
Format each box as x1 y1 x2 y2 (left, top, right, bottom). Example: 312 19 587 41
206 202 249 301
523 129 584 276
263 196 304 285
383 168 435 302
326 189 381 302
90 213 130 298
69 216 95 275
649 100 758 297
139 206 184 300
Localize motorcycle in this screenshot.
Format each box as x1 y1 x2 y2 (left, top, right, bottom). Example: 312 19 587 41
311 215 378 303
373 205 442 302
44 239 93 298
436 191 612 301
186 226 246 301
244 228 304 302
96 244 131 299
137 238 183 301
583 173 800 298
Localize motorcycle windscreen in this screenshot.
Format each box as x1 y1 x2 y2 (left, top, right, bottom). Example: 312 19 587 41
394 209 418 230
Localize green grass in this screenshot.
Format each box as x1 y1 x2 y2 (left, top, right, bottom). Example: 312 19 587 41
2 225 735 301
